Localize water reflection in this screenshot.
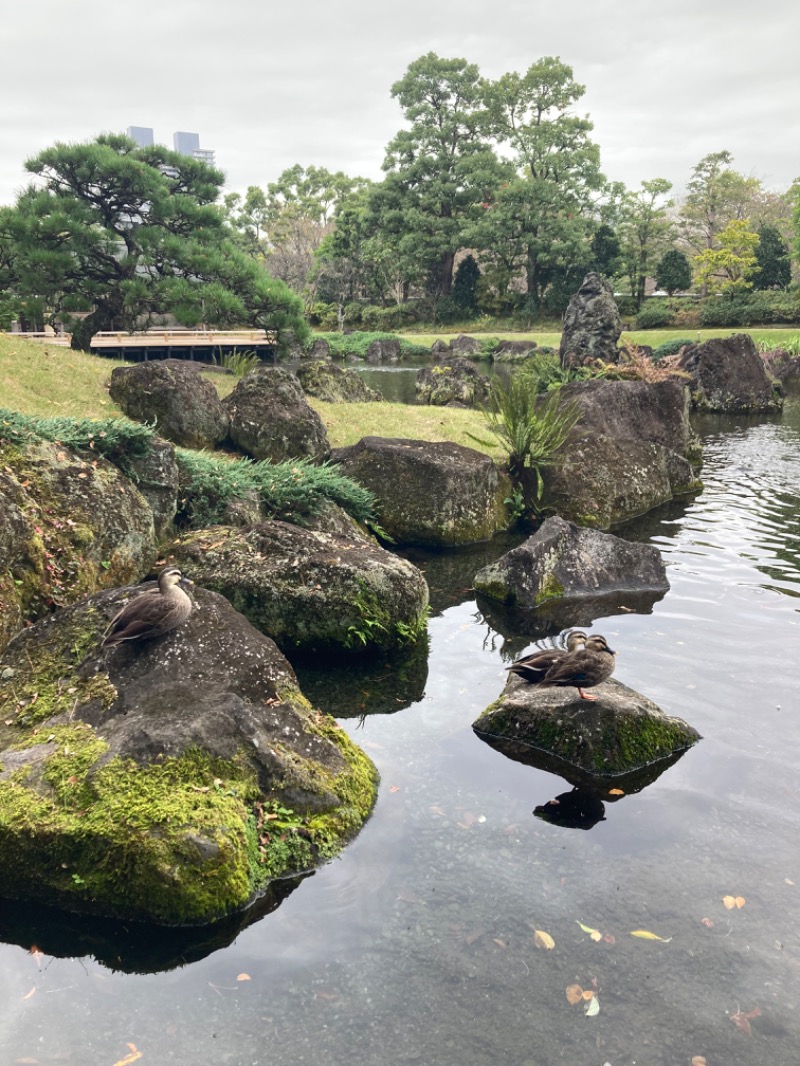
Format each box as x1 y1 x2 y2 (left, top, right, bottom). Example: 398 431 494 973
0 876 305 974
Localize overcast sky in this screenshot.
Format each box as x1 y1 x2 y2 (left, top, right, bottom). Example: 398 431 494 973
2 0 798 206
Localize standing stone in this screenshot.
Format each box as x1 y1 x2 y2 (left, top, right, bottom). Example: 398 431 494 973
559 272 621 370
224 366 331 463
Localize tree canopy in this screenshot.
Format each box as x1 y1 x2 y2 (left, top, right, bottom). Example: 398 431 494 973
0 135 308 350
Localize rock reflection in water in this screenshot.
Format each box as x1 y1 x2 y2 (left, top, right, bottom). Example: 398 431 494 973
0 875 305 974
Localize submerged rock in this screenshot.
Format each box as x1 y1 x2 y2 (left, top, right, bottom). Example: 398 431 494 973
332 436 512 547
474 675 700 777
163 520 430 654
109 361 229 450
676 333 783 412
224 366 331 463
0 584 377 925
473 516 669 607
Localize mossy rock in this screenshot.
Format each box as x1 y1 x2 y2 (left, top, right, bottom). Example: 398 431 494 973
0 438 158 654
474 676 700 777
0 584 377 925
163 520 430 654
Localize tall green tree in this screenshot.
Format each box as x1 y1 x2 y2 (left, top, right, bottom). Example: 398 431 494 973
0 135 308 350
656 248 692 296
617 179 674 309
679 151 762 260
479 56 605 307
373 52 500 300
752 224 791 290
693 218 760 295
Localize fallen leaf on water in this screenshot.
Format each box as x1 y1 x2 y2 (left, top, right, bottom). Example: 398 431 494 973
608 788 624 796
602 933 616 944
700 917 714 928
630 930 672 942
565 983 584 1005
15 1057 39 1064
492 938 508 948
236 973 251 982
731 1007 760 1035
691 1057 707 1066
389 786 401 793
723 895 746 909
111 1045 142 1066
314 990 338 1001
29 945 44 970
584 994 600 1016
534 930 555 950
21 986 36 1001
581 989 595 1001
576 921 603 942
785 878 795 886
429 806 446 817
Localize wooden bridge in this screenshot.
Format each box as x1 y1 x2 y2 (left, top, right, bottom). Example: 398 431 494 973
2 329 277 361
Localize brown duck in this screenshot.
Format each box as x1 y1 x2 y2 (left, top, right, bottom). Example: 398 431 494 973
506 630 587 684
536 634 616 701
102 567 193 647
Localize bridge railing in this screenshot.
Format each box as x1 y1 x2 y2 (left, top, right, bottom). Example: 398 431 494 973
90 329 276 348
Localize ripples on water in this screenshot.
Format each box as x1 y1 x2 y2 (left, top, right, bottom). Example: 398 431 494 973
1 401 799 1066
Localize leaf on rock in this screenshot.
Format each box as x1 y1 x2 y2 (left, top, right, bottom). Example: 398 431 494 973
608 788 624 796
723 895 746 909
731 1007 760 1035
565 983 584 1005
534 930 555 950
630 930 672 942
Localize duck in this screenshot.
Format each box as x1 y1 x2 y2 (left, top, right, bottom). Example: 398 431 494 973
102 567 193 647
536 634 616 701
506 630 588 684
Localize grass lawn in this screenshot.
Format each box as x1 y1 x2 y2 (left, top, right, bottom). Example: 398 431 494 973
401 327 800 351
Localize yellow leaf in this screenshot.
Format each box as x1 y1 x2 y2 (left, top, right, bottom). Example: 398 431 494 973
565 983 584 1005
584 994 600 1016
534 930 555 950
608 788 624 796
576 921 603 942
112 1045 142 1066
630 929 672 942
236 973 251 982
723 894 745 909
581 989 595 1001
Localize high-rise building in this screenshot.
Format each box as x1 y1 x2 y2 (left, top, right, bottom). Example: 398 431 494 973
127 126 154 147
173 131 216 167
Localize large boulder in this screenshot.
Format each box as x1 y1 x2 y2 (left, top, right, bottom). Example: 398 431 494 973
415 359 490 407
306 337 332 360
0 584 377 925
474 675 700 777
224 366 331 463
676 333 783 412
450 334 483 358
559 272 621 369
540 435 700 529
557 378 701 462
493 339 540 364
539 378 702 528
332 437 512 547
0 439 157 654
473 516 669 607
112 436 180 541
761 347 800 389
365 338 401 363
109 361 229 449
162 520 430 654
296 360 383 403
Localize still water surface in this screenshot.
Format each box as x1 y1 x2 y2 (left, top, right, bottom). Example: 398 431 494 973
1 400 799 1066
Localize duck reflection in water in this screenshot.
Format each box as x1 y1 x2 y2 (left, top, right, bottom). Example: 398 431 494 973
534 787 606 831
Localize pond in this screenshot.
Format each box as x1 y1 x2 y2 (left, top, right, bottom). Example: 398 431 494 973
1 398 799 1065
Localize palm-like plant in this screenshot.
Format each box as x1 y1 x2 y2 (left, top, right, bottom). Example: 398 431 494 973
470 375 580 504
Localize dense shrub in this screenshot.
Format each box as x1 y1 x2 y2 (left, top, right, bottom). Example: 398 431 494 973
652 338 696 361
635 301 675 329
614 295 638 318
360 304 417 331
314 331 429 359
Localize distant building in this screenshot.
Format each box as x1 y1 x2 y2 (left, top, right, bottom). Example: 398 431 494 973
127 126 154 147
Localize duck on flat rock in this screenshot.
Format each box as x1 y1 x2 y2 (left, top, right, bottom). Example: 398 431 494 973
506 630 587 684
102 567 193 647
534 634 616 701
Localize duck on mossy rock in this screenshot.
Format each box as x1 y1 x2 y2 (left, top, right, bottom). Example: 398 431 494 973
0 582 378 926
102 567 193 647
475 661 699 778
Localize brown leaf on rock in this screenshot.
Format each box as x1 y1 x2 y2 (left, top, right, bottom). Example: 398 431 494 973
731 1007 761 1035
723 894 746 909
